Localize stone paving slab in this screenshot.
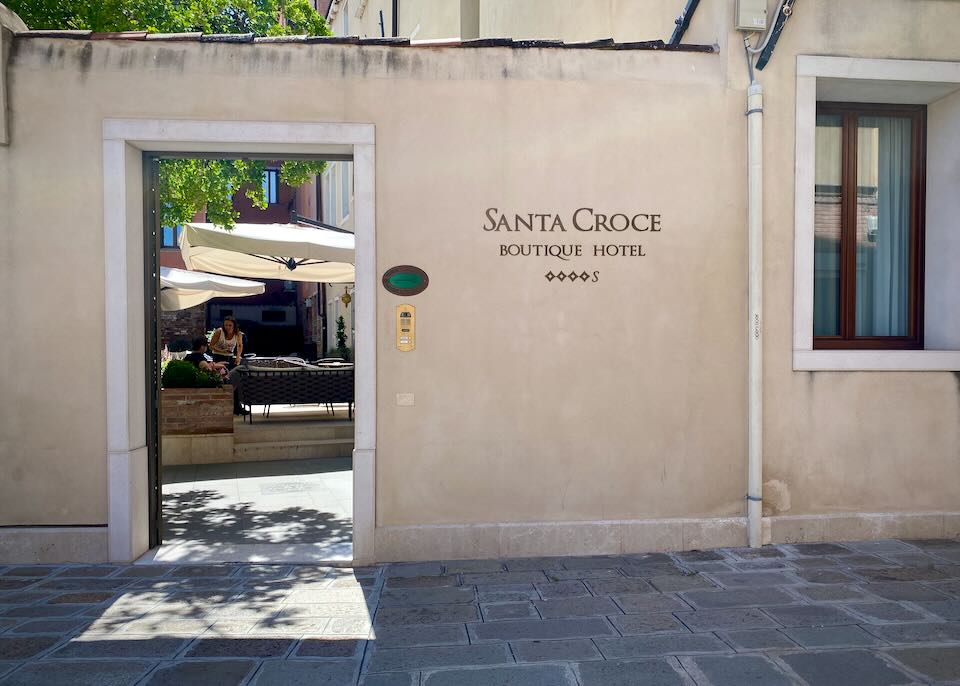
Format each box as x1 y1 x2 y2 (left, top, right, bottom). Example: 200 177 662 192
510 638 603 662
250 660 359 686
887 645 960 682
2 661 154 685
374 604 479 626
863 582 951 601
779 649 914 686
422 664 577 686
369 624 468 648
185 637 295 658
610 613 688 636
534 580 589 599
612 593 691 614
469 617 617 642
647 575 717 593
681 654 795 686
544 568 621 581
782 625 887 649
51 636 187 658
480 602 538 621
676 607 779 632
141 660 257 686
377 588 475 607
365 644 512 673
844 602 928 623
863 621 960 643
792 584 871 602
0 636 59 661
575 658 693 686
680 587 798 609
533 597 620 618
594 633 732 659
359 673 418 686
761 604 861 627
718 628 801 651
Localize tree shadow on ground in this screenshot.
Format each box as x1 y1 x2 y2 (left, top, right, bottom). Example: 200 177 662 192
162 489 352 545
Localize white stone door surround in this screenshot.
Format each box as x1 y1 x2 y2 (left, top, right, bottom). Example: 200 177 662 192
102 119 376 563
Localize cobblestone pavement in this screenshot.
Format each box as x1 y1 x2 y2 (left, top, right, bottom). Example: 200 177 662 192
2 539 960 684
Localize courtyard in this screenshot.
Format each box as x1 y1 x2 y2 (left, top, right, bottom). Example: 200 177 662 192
1 539 960 685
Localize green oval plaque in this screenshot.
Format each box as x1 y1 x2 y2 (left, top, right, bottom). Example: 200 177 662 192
382 265 429 296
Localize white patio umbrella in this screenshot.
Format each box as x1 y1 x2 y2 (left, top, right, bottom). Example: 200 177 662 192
180 222 355 283
159 267 265 311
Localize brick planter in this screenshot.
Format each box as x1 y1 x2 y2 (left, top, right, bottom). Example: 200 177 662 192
161 387 234 435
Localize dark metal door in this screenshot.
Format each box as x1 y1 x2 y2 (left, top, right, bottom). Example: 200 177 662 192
144 156 162 547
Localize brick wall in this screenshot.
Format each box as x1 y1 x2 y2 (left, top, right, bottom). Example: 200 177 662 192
160 305 207 349
161 387 234 435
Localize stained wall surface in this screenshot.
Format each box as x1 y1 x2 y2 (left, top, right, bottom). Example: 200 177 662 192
0 0 959 555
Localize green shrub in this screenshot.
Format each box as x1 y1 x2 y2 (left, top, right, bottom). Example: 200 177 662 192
161 360 222 388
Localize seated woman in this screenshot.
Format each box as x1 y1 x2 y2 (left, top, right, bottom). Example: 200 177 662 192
209 316 243 368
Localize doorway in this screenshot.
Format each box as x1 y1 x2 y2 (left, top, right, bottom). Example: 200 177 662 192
102 120 376 564
145 155 358 563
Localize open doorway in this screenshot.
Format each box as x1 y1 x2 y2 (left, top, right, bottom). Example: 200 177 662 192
146 154 358 563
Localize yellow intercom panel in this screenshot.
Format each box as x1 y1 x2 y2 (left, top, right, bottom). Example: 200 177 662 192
396 304 415 351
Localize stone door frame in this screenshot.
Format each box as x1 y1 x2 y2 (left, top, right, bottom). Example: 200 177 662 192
103 119 377 562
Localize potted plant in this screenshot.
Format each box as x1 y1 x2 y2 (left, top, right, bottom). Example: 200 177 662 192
160 360 234 435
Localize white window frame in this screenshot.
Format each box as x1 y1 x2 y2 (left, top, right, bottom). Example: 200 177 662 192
793 55 960 371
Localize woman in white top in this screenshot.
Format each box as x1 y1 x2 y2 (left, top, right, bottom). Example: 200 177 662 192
209 316 243 367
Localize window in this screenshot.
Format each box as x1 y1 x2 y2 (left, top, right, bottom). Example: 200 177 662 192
261 310 286 323
340 162 351 221
322 169 333 223
262 169 279 205
161 225 183 248
813 103 926 350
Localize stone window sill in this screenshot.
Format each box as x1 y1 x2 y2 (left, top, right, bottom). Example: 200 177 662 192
794 350 960 371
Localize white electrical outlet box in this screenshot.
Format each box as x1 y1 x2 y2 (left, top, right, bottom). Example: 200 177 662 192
736 0 767 31
396 393 415 406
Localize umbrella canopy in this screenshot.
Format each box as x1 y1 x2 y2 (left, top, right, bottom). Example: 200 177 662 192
159 267 265 311
180 222 355 283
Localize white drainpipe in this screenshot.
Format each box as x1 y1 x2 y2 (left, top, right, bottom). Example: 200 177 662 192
746 81 764 547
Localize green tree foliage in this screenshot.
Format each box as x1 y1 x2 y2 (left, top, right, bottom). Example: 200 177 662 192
8 0 332 36
158 158 326 230
9 0 330 228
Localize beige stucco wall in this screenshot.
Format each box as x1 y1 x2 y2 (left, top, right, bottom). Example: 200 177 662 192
1 0 960 553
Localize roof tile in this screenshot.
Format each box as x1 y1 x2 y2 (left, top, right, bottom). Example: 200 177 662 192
16 29 91 39
89 31 148 40
145 32 203 41
200 33 254 43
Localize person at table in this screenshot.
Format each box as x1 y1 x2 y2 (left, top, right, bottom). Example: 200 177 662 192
184 336 248 415
209 316 243 367
184 337 229 378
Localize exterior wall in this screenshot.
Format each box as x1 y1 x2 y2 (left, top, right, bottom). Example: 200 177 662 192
1 0 960 558
329 0 462 39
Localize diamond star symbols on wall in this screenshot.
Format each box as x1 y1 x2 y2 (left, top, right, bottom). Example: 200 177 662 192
544 270 593 283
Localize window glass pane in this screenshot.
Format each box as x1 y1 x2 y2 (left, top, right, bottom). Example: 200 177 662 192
813 114 842 336
162 226 174 247
341 163 350 218
855 116 912 337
